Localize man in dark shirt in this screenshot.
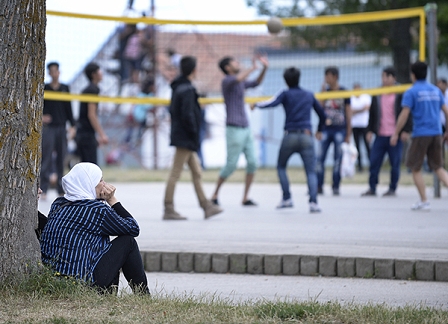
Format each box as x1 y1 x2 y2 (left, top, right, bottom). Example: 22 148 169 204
41 62 75 198
253 67 326 213
316 66 352 196
76 62 108 164
211 55 268 207
163 56 223 220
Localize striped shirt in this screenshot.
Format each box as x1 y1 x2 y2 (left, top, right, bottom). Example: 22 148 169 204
222 75 259 127
40 197 139 282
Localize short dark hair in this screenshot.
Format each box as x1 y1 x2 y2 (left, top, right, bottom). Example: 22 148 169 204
218 56 233 75
142 78 155 94
411 61 427 80
84 63 100 82
180 56 196 77
166 48 176 57
47 62 59 70
382 66 396 78
283 67 300 88
438 78 448 85
324 66 339 78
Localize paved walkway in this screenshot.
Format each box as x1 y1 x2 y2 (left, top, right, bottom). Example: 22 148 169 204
39 182 448 306
39 181 448 261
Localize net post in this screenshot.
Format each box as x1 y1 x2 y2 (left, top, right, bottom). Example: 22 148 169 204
425 3 440 198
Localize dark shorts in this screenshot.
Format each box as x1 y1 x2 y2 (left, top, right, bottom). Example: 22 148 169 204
406 135 443 171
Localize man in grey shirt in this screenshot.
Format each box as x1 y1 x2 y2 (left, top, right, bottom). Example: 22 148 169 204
211 55 268 206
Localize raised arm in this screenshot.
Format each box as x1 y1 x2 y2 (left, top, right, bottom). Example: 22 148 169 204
235 57 257 83
254 55 269 85
99 182 140 237
253 90 284 110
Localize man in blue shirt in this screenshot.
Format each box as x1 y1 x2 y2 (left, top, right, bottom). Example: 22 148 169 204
253 67 326 213
391 61 448 211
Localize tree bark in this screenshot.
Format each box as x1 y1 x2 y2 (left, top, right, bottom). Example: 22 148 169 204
0 0 46 281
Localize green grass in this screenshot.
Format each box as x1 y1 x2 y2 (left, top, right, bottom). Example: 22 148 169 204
102 165 438 187
1 269 447 323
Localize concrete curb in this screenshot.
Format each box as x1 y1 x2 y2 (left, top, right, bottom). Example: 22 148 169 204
141 251 448 282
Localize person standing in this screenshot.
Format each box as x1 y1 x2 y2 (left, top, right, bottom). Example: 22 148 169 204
117 24 137 83
437 78 448 102
391 61 448 210
253 67 326 213
361 66 412 197
316 66 351 196
41 62 76 199
350 82 372 172
211 55 269 206
76 63 109 165
163 56 223 220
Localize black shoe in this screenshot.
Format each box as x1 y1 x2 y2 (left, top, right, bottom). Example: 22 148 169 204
242 199 257 206
317 187 323 195
332 188 340 196
361 189 376 197
211 198 219 206
382 189 396 197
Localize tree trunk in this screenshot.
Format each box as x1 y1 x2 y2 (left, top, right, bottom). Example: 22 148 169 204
0 0 46 282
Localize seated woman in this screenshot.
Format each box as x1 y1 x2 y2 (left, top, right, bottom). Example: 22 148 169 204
40 162 149 294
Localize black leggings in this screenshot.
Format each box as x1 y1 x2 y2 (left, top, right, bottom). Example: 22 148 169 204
93 235 149 294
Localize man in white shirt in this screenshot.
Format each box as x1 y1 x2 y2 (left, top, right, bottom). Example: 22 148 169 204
350 82 372 172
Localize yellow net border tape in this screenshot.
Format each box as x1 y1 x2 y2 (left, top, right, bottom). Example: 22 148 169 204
47 7 424 26
44 84 411 105
45 7 424 105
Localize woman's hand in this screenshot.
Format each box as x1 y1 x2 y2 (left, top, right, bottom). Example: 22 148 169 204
100 182 118 206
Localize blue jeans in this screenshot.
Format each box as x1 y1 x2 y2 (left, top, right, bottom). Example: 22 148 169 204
316 128 346 190
277 132 318 203
369 136 403 193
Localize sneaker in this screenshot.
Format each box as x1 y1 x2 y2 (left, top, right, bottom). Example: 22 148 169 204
361 189 376 197
332 188 340 196
309 202 321 213
204 201 223 219
276 198 293 209
382 189 396 197
163 208 187 220
411 201 430 211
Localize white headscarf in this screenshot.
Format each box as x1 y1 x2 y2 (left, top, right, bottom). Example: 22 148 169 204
62 163 102 201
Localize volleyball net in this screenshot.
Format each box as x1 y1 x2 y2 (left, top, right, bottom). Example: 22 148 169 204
45 7 426 105
44 6 427 168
